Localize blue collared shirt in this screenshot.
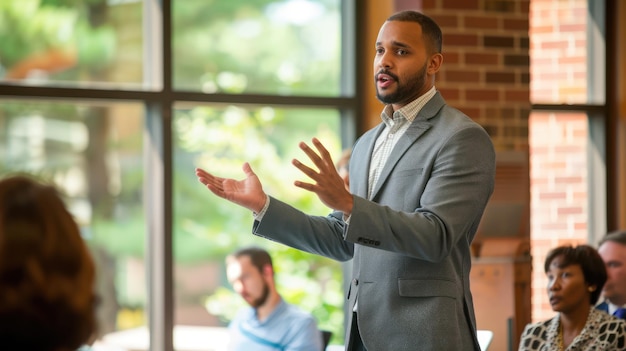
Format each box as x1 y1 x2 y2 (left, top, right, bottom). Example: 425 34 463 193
228 299 323 351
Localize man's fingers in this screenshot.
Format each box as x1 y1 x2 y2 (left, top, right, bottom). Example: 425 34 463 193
195 169 211 185
195 167 209 178
299 141 324 167
294 180 316 192
207 177 225 190
195 167 225 193
292 158 319 180
311 138 333 164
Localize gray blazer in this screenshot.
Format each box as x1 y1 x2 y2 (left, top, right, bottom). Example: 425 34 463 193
253 92 496 350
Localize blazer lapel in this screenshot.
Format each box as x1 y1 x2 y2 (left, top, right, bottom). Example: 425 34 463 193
352 123 384 198
368 93 445 201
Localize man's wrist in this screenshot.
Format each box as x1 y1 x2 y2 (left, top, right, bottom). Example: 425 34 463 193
252 194 270 220
339 195 354 217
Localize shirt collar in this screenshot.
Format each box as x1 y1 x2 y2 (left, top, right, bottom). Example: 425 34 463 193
380 86 437 127
247 298 286 325
608 302 626 315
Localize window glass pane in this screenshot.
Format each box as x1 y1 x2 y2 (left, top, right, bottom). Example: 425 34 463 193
172 104 345 349
530 0 605 105
530 0 589 104
0 100 146 350
0 0 146 89
173 0 342 96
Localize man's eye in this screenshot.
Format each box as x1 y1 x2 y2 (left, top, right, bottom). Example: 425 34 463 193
397 49 407 55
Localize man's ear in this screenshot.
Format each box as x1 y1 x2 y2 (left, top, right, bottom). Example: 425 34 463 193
428 53 443 75
262 264 274 277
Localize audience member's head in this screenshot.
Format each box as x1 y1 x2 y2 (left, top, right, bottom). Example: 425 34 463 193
224 248 323 350
520 245 624 351
598 230 626 306
544 244 607 309
226 246 277 309
0 175 97 351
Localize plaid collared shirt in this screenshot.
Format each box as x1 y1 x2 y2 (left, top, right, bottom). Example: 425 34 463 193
367 86 437 198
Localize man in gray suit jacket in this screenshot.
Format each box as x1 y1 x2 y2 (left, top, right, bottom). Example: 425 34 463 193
196 10 495 351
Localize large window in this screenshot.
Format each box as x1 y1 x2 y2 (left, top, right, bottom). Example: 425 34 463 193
0 1 356 350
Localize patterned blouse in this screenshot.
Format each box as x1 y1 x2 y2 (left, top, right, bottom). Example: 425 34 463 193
518 309 626 351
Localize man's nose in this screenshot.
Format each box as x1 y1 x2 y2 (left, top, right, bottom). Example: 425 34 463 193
377 52 392 69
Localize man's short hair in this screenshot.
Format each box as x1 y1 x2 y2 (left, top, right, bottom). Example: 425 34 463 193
229 246 273 273
386 10 443 54
598 230 626 247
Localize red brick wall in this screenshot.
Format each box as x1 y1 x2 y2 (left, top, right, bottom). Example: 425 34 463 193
529 0 589 323
416 0 531 151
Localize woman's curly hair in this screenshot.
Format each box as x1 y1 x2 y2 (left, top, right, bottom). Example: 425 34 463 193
0 175 97 351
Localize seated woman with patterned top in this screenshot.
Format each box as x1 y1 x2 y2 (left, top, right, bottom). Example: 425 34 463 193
519 244 626 351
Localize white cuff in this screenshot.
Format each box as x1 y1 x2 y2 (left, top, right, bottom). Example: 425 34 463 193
252 195 270 221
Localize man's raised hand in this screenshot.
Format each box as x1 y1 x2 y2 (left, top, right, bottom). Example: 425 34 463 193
292 138 353 214
195 162 267 213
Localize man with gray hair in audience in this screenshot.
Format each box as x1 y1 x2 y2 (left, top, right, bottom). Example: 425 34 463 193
597 230 626 319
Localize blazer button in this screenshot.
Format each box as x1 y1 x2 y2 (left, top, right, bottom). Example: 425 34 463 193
352 278 358 286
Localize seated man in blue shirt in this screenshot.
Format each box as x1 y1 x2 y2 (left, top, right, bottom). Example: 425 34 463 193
225 247 323 351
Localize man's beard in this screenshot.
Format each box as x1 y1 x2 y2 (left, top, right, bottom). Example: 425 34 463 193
250 282 270 308
376 62 428 105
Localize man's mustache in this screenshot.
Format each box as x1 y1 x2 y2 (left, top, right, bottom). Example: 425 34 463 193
376 69 398 81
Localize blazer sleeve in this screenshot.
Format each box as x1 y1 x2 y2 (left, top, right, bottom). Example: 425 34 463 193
253 197 355 262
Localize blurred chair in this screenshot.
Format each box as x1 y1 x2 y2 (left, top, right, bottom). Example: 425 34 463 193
320 330 332 351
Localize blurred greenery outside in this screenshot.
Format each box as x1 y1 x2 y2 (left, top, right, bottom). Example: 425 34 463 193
0 0 346 345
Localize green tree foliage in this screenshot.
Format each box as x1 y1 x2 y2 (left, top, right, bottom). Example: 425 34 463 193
0 0 74 67
173 0 341 95
0 0 116 81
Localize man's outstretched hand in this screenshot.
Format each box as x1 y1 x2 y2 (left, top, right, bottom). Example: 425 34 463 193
195 162 267 213
293 138 353 215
